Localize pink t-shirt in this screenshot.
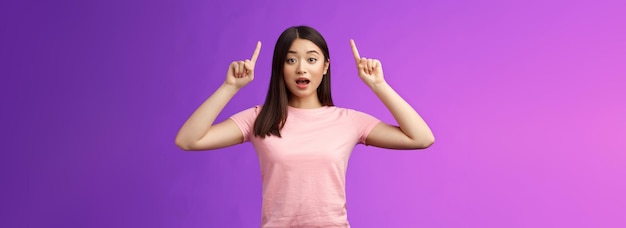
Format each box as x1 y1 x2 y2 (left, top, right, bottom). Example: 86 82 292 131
230 105 380 228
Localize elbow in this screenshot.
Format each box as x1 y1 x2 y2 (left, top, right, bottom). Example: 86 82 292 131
422 136 435 149
412 135 435 149
175 137 194 151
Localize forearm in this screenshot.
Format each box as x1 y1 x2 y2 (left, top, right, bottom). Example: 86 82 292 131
175 83 240 147
370 82 434 145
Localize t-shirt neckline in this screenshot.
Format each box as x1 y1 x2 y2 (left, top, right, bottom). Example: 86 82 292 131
287 105 335 115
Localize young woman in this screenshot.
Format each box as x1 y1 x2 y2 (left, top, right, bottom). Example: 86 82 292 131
176 26 434 228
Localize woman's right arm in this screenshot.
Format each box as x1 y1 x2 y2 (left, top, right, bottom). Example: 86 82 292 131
175 42 261 151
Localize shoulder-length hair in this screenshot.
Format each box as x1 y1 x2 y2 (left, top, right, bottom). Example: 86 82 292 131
253 25 333 138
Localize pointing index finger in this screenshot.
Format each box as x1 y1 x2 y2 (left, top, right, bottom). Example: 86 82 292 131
251 41 261 63
350 39 360 62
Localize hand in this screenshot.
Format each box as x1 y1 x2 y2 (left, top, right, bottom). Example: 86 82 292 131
225 41 261 89
350 39 386 88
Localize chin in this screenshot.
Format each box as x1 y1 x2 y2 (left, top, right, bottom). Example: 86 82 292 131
287 87 317 98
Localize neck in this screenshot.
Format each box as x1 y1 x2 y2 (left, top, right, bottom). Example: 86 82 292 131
288 95 322 109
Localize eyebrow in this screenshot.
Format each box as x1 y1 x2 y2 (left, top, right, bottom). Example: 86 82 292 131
287 50 320 55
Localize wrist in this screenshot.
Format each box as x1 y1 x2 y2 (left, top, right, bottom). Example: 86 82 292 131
220 83 242 93
368 81 390 92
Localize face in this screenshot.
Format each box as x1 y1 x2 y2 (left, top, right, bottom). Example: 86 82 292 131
283 38 329 100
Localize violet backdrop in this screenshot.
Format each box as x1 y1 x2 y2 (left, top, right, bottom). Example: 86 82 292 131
1 0 625 227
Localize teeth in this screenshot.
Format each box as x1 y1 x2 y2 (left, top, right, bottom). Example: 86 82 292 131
296 79 310 84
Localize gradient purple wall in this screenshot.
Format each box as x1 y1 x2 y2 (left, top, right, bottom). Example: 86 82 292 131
2 0 625 227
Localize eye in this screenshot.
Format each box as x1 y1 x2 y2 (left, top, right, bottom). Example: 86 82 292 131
308 58 317 63
285 58 297 64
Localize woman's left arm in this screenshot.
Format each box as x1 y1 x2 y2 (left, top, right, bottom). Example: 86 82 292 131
350 39 434 149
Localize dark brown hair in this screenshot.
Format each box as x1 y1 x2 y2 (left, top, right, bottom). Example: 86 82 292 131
253 25 333 138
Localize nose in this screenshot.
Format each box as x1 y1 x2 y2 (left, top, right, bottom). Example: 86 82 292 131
296 62 305 75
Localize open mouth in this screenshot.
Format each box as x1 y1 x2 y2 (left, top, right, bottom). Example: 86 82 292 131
296 79 310 85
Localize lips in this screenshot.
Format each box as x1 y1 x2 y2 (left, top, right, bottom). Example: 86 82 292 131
295 78 310 85
295 77 310 89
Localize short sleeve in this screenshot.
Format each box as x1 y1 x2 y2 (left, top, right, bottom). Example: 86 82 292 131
347 109 381 145
229 105 261 142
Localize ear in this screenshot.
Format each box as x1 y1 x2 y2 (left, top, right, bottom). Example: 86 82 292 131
324 59 330 75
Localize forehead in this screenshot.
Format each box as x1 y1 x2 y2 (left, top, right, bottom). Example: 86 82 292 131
288 38 322 54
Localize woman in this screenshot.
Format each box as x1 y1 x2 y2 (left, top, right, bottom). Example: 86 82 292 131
176 25 434 227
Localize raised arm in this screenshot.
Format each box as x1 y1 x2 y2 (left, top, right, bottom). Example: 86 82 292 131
175 41 261 151
350 39 434 149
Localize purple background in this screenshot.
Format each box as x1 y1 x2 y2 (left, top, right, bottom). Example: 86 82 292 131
2 0 625 227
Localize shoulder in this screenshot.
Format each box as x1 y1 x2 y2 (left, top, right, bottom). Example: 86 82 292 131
332 106 381 142
230 105 263 120
240 105 263 113
328 107 380 127
333 106 374 118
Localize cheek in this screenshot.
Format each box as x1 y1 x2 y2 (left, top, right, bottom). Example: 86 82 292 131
283 65 294 76
308 62 322 73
